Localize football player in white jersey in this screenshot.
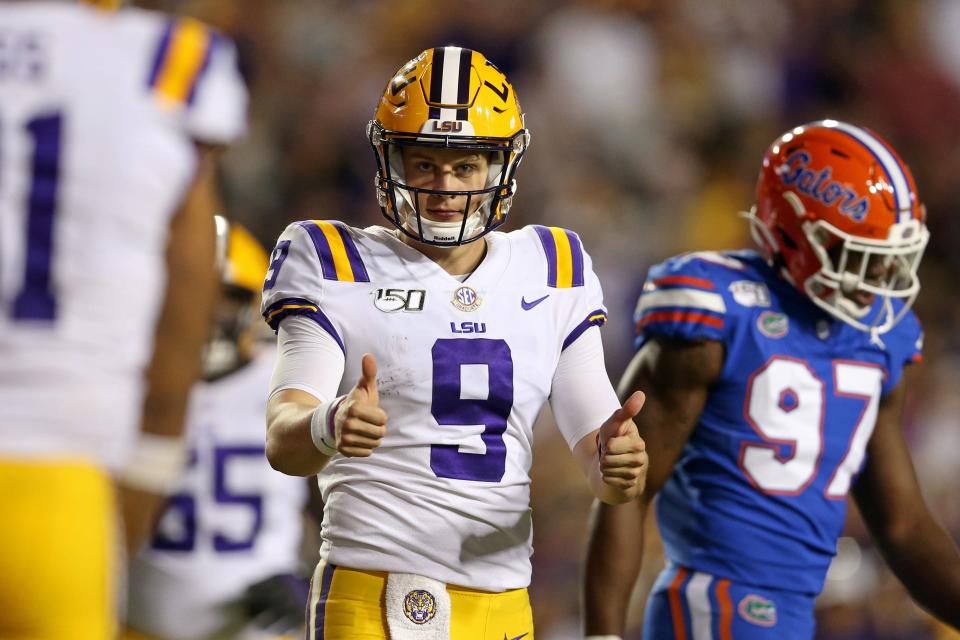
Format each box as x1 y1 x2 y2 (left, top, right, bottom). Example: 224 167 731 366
124 218 311 640
261 46 648 639
0 2 247 638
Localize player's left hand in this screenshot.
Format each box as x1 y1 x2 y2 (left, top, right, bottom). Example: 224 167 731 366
597 391 648 497
241 572 310 634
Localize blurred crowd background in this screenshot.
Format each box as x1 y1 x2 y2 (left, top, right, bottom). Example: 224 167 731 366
138 0 960 637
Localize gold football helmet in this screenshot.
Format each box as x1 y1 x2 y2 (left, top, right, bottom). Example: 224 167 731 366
368 46 531 246
205 215 270 380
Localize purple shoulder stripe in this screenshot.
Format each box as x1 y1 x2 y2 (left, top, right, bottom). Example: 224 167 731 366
185 33 218 105
146 19 175 90
262 297 344 355
533 225 558 286
298 221 370 283
562 308 608 350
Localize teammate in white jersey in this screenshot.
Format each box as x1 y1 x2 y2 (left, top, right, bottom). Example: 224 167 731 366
0 3 247 637
262 46 648 639
125 219 311 640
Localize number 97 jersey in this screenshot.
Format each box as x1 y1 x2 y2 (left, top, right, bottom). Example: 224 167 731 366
262 222 609 592
635 250 922 595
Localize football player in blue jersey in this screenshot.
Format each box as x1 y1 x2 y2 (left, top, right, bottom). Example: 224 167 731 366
582 120 960 639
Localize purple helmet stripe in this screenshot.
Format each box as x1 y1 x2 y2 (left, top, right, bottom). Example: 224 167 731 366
456 48 472 120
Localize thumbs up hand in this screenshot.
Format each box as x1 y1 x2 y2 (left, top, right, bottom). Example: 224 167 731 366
596 391 648 498
334 353 388 457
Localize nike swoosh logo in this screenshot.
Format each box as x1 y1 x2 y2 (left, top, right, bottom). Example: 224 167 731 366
521 294 549 310
504 634 529 640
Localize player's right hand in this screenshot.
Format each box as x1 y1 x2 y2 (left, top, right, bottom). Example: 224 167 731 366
334 353 388 457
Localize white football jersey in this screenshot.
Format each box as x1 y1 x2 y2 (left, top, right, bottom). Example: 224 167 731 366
262 222 610 591
0 3 247 468
126 347 307 639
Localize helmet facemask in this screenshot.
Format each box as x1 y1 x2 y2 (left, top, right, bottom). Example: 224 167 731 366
369 122 529 247
802 215 928 335
203 285 259 380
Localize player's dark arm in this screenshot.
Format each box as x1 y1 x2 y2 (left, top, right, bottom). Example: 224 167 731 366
583 337 723 635
853 367 960 629
118 144 221 554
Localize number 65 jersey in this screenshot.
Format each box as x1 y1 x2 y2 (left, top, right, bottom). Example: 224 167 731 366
262 222 610 592
635 250 922 595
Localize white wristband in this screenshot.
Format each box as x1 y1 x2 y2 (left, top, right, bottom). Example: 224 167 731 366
117 433 188 494
310 395 345 456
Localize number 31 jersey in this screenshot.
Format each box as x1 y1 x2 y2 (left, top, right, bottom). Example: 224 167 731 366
262 222 609 591
635 250 922 595
0 3 247 468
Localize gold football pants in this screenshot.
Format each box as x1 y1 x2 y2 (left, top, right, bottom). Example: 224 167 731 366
307 560 534 639
0 459 117 639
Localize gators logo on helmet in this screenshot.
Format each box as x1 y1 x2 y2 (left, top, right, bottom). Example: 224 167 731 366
746 120 928 336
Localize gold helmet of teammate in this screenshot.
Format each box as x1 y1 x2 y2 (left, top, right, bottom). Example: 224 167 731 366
204 215 270 380
367 46 531 246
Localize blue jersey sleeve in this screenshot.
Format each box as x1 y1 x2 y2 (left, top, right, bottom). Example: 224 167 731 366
880 310 923 396
633 254 732 349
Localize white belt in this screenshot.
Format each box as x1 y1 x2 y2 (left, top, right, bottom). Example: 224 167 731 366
384 573 452 639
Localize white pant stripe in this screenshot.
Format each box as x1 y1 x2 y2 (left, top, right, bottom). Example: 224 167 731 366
686 571 714 640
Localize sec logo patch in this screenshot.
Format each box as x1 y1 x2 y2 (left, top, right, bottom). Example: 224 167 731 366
451 285 482 312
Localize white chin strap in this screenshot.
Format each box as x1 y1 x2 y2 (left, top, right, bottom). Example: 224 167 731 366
403 214 484 246
832 291 873 319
